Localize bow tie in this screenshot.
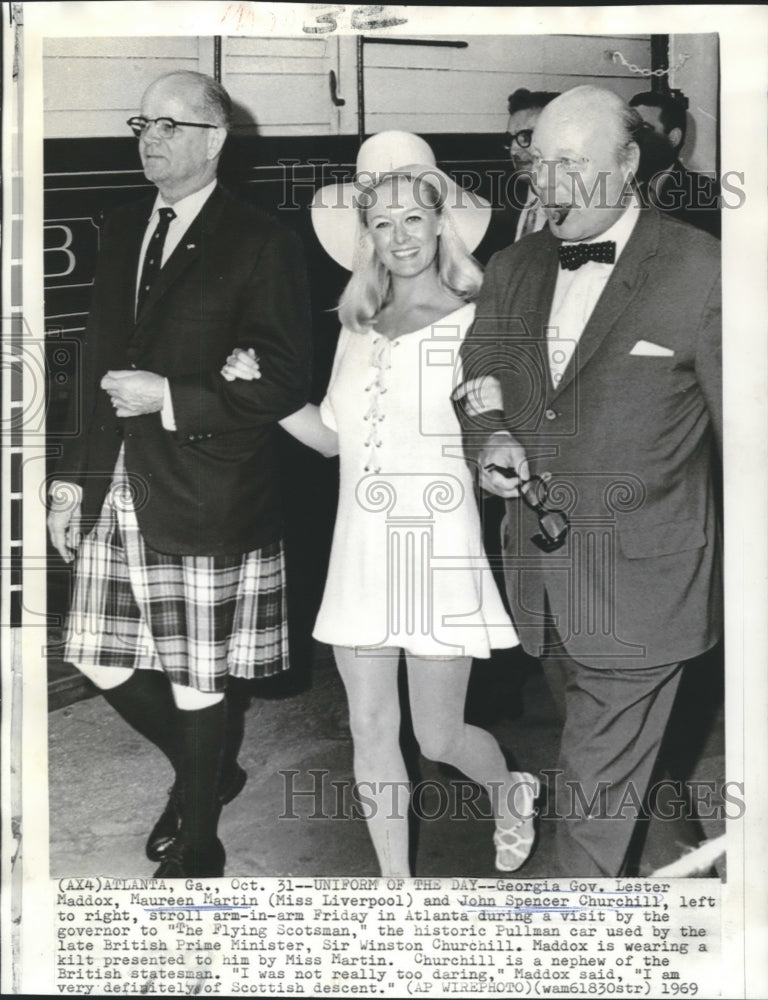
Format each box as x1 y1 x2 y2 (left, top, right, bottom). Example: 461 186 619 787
558 240 616 270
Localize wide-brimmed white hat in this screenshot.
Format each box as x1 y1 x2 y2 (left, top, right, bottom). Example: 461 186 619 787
311 130 491 270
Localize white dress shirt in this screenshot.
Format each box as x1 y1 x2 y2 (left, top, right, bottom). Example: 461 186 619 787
546 200 640 388
514 189 548 242
136 179 217 301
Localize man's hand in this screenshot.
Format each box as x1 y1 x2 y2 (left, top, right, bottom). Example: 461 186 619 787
47 483 83 563
221 347 262 382
101 370 165 417
478 431 530 498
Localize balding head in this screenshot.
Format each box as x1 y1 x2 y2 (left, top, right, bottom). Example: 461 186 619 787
530 86 642 241
145 71 233 131
537 86 640 164
138 71 230 203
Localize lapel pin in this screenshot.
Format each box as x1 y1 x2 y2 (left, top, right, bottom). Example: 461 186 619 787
186 243 196 250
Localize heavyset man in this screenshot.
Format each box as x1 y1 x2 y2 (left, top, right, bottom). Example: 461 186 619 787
457 85 722 875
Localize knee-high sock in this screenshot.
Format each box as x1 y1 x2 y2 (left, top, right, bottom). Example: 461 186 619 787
221 687 247 784
101 670 181 777
178 700 226 849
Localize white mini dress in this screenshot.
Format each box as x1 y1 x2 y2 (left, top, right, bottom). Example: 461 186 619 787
313 302 519 658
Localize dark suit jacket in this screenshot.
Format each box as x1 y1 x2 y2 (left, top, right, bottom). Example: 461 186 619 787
57 184 313 556
460 208 722 668
472 171 532 264
644 160 721 239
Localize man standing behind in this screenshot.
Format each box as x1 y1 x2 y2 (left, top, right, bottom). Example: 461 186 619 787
474 88 560 264
505 87 560 241
47 71 312 877
630 90 721 238
457 86 721 876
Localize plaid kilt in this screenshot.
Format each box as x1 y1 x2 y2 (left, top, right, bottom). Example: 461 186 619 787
63 474 289 692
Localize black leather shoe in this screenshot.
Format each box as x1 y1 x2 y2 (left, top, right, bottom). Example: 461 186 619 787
146 784 184 862
153 838 226 878
146 766 248 861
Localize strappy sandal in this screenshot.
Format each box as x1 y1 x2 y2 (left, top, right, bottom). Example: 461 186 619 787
494 771 540 872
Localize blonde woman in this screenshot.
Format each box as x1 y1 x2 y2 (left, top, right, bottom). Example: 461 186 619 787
223 132 538 876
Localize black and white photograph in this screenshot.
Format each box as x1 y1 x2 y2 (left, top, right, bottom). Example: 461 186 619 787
2 2 766 996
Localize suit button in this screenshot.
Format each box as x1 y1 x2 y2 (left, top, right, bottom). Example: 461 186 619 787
188 434 195 440
545 408 557 420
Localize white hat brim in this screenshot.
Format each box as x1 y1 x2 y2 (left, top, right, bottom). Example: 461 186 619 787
311 164 491 271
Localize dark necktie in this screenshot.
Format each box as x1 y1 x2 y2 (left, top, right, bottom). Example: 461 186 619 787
558 240 616 271
137 207 176 315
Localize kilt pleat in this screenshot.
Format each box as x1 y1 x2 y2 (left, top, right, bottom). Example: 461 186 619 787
63 468 289 691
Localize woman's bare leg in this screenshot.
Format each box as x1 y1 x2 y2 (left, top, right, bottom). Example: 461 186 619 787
333 645 411 877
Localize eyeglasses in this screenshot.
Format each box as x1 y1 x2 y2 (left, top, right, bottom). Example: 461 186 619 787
521 475 570 552
127 116 220 139
530 155 590 175
503 128 534 153
484 467 571 552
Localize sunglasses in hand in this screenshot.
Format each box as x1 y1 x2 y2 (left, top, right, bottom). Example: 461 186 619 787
484 465 570 553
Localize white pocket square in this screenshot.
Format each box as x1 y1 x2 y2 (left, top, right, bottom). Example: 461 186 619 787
630 340 674 357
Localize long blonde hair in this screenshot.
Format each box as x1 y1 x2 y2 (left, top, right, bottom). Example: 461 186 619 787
337 173 484 333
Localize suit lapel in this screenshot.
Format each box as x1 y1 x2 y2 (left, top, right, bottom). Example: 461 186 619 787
516 233 560 404
133 186 227 330
522 233 560 320
117 202 153 327
551 209 661 399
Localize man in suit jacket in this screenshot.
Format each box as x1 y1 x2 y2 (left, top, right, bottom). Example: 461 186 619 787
456 86 721 876
47 71 312 877
630 90 721 239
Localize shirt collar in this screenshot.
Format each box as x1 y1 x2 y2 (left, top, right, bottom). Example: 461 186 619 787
524 188 539 209
584 198 640 260
562 195 641 264
150 178 217 229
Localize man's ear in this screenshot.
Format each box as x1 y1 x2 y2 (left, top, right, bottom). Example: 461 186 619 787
624 140 641 179
667 126 683 153
206 127 228 161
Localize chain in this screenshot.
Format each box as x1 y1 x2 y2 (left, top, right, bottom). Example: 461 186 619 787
611 49 691 78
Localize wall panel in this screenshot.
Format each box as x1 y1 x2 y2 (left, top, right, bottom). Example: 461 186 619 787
43 36 213 138
359 33 652 135
43 33 655 139
222 35 341 134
